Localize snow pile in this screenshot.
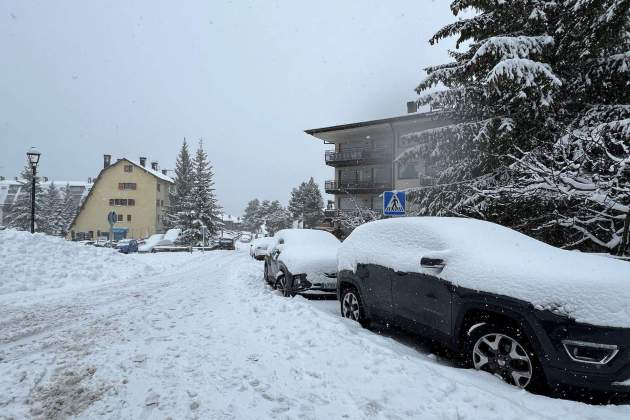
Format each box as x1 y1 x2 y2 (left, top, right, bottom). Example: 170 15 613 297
339 217 630 328
0 229 156 294
271 229 340 276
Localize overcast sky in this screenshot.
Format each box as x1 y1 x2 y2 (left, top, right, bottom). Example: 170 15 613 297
0 0 460 215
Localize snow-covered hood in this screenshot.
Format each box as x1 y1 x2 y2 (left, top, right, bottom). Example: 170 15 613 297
339 217 630 329
280 245 339 277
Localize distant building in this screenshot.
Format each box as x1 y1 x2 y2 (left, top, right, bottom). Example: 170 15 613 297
67 155 174 241
305 110 451 231
0 177 91 226
221 213 243 231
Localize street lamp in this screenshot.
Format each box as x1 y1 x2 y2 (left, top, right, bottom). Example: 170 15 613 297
26 147 41 233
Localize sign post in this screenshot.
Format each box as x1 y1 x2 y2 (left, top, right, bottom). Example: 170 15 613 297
107 211 117 242
383 191 406 217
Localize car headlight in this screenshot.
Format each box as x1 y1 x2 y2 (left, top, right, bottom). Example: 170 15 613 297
562 340 619 365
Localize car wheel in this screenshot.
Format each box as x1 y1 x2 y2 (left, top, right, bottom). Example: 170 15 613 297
340 287 370 327
276 274 292 297
465 323 544 391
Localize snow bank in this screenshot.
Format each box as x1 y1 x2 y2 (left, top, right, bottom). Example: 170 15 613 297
0 229 156 295
339 217 630 329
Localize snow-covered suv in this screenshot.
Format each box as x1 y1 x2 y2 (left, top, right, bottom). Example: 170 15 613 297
337 217 630 392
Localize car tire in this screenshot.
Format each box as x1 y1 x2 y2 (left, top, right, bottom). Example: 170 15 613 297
263 262 272 285
340 287 370 328
464 322 545 391
276 274 293 297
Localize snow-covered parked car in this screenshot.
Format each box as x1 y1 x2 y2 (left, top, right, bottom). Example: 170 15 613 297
250 236 273 260
138 234 169 253
337 217 630 393
264 229 341 297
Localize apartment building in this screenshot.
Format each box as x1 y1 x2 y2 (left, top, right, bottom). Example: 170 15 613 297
67 155 173 241
0 177 91 226
305 110 450 223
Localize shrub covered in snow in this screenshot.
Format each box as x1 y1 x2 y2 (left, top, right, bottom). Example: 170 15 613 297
0 229 156 294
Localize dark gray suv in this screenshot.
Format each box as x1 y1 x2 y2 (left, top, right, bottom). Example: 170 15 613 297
337 217 630 393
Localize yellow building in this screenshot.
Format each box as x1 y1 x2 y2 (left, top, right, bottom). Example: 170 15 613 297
68 155 174 241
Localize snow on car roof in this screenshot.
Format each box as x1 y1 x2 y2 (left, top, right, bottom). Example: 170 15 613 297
339 217 630 329
274 229 340 247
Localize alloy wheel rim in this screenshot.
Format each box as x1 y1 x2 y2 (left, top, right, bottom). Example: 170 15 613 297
342 292 360 321
472 333 533 388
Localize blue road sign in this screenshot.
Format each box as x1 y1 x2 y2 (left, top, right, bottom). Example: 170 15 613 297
107 211 118 225
383 191 406 216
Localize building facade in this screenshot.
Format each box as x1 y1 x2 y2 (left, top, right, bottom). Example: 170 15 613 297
305 111 450 228
68 156 173 241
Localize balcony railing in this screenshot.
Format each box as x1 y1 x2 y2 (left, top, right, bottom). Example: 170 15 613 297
324 180 392 193
324 149 392 166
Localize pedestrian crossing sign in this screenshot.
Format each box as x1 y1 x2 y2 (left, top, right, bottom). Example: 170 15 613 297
383 191 406 216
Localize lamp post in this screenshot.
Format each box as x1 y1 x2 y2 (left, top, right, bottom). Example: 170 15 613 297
26 147 41 233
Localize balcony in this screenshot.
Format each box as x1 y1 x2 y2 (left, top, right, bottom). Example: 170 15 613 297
324 180 392 194
324 149 393 167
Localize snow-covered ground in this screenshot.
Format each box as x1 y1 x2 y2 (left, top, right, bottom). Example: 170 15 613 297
1 235 629 419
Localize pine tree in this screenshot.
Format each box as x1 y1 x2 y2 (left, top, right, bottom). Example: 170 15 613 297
264 200 291 235
165 139 194 229
288 178 324 228
180 140 221 245
399 0 629 253
40 182 64 235
6 165 44 231
242 198 262 233
59 183 77 236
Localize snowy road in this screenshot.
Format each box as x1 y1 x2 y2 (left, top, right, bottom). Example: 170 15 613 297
1 250 629 419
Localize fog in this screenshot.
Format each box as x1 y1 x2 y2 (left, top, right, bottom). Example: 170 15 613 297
0 0 459 215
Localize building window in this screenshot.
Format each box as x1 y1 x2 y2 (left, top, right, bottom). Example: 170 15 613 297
124 165 133 173
117 214 123 222
118 183 137 190
157 183 161 192
156 199 160 207
127 214 132 222
109 198 136 206
160 200 164 207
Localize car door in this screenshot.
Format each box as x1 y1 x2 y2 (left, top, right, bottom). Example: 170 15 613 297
356 264 393 323
391 271 452 337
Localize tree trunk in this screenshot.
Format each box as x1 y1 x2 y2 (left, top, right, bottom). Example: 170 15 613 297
619 210 630 256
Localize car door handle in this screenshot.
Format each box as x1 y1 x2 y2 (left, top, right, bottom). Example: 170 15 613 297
426 293 438 300
395 271 408 276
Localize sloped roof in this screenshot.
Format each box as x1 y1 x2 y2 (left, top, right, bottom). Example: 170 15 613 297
126 160 174 183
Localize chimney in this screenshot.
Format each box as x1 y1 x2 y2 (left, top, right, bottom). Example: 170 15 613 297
151 161 158 171
406 101 418 114
43 176 49 182
139 157 147 167
161 169 168 175
103 154 111 168
0 176 4 181
88 177 92 183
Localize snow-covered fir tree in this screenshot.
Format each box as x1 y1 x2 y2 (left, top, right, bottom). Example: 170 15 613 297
6 165 44 231
39 182 64 235
242 198 263 233
263 200 291 235
59 183 78 236
399 0 629 254
165 139 194 229
179 140 221 245
288 178 324 228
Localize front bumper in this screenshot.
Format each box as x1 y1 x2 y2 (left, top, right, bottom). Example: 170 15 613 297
538 317 630 392
291 274 337 294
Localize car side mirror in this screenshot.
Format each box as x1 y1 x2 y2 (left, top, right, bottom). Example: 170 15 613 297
420 257 446 270
273 249 281 258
